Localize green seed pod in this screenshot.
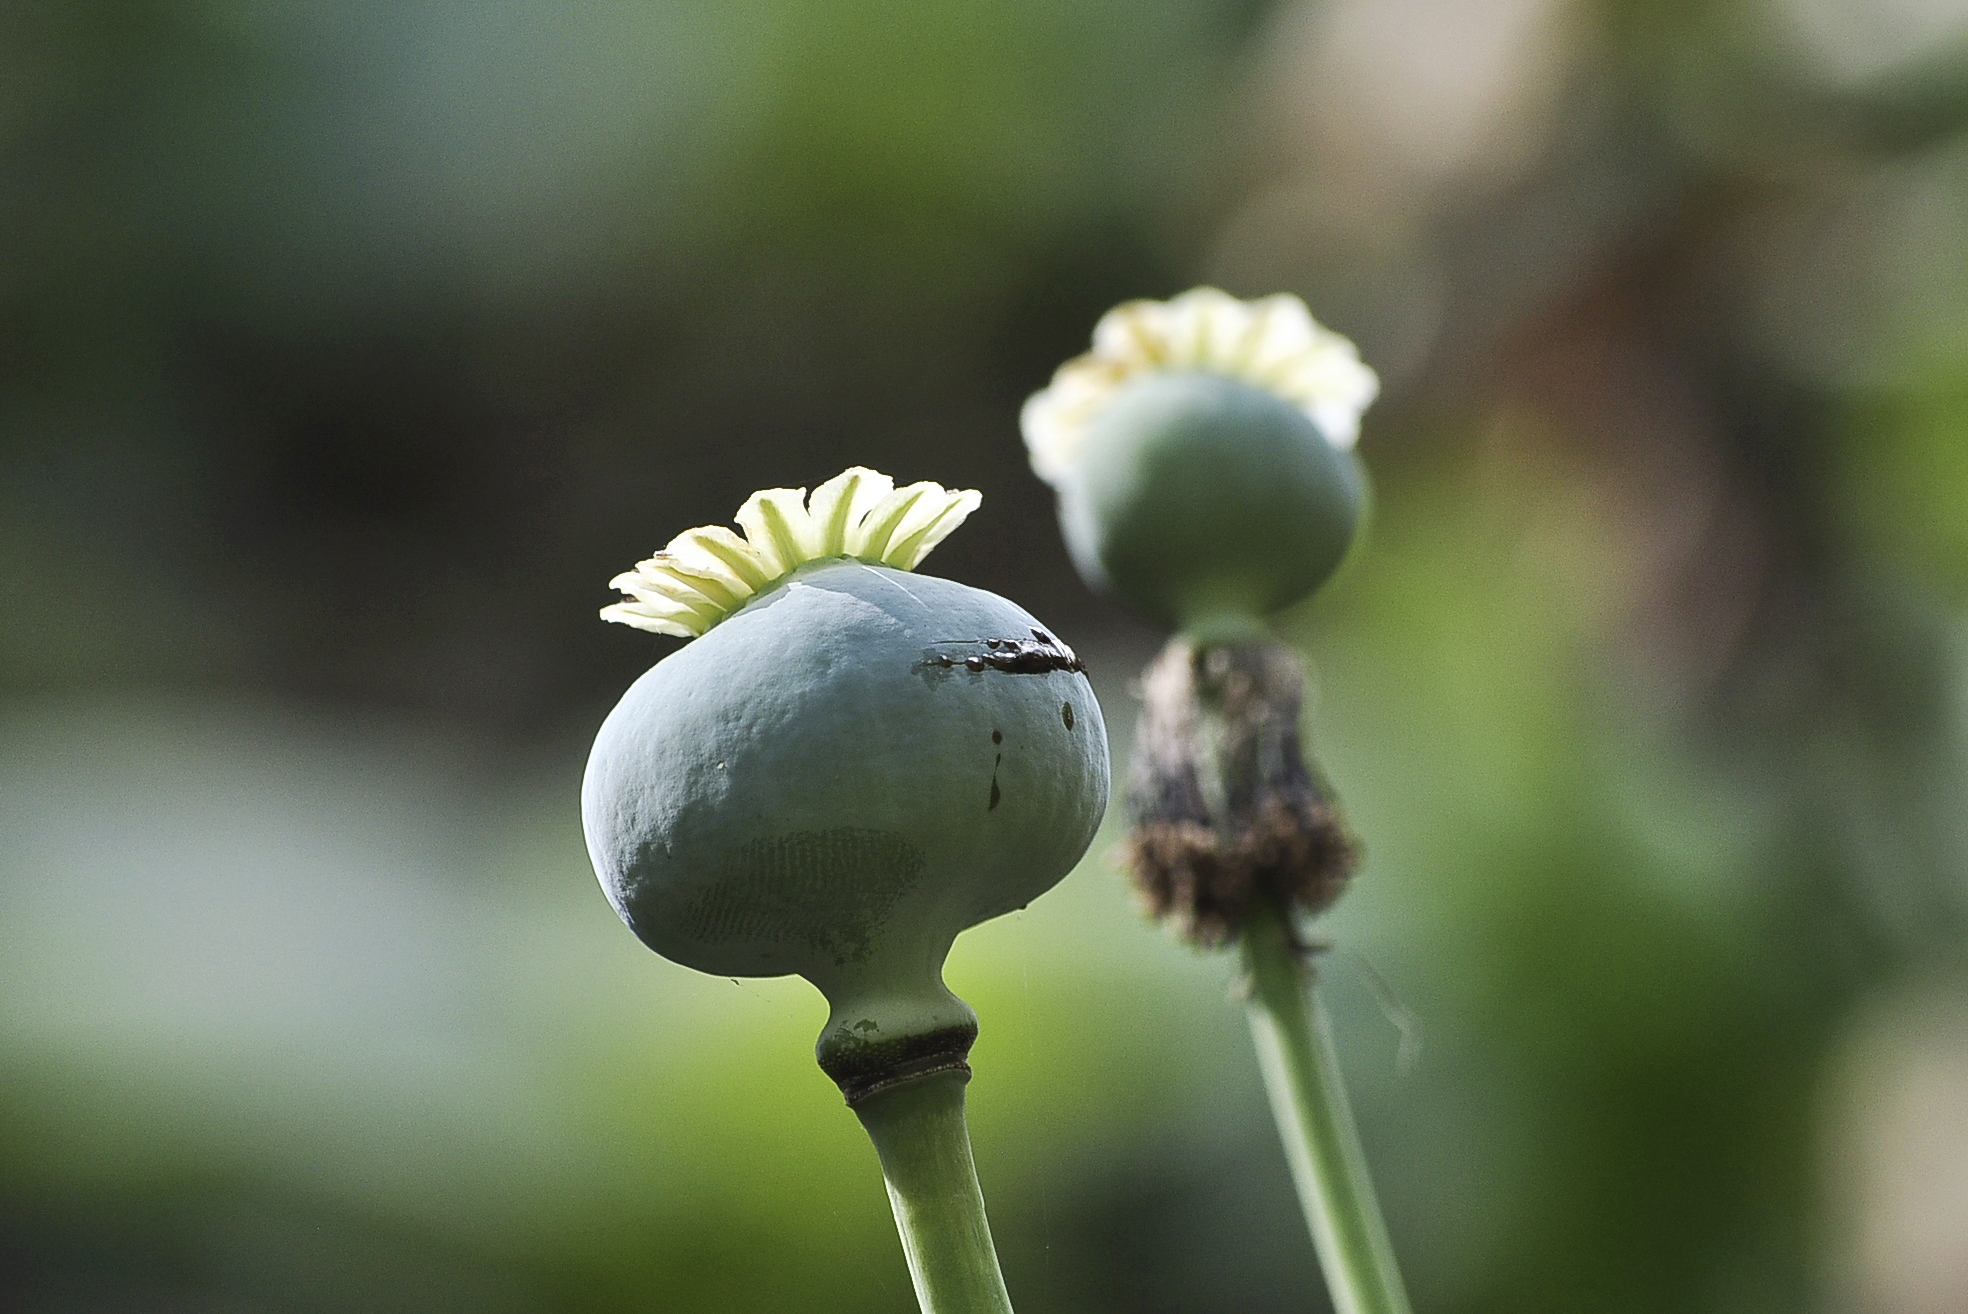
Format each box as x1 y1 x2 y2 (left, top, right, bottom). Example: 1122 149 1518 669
583 469 1109 1098
1024 288 1379 638
1056 372 1366 634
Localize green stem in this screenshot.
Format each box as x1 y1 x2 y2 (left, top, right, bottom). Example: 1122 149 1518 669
851 1069 1015 1314
1243 903 1413 1314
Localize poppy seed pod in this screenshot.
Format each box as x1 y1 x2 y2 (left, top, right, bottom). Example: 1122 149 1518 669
1024 289 1379 637
583 469 1109 1097
1056 372 1365 633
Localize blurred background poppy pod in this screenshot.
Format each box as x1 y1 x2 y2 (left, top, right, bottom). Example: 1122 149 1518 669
1055 371 1368 634
1024 288 1380 636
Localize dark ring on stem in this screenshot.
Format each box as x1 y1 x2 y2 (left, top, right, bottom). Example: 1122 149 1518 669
818 1021 980 1107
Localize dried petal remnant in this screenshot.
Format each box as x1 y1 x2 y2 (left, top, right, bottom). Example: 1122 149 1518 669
1124 639 1357 947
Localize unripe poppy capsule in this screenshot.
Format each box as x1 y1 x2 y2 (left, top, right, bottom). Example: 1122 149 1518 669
1023 288 1379 637
1056 372 1365 633
583 469 1109 1096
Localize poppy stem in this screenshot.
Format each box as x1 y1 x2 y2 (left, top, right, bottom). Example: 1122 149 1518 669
1244 901 1413 1314
851 1069 1015 1314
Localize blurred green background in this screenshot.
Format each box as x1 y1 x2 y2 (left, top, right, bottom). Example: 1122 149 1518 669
5 1 1968 1310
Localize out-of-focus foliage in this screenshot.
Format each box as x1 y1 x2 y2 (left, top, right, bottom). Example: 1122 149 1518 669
4 0 1968 1311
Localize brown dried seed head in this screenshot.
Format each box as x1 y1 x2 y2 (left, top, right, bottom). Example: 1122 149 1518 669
1122 637 1359 948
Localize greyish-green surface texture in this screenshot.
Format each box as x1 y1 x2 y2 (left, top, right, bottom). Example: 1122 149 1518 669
582 558 1110 1063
